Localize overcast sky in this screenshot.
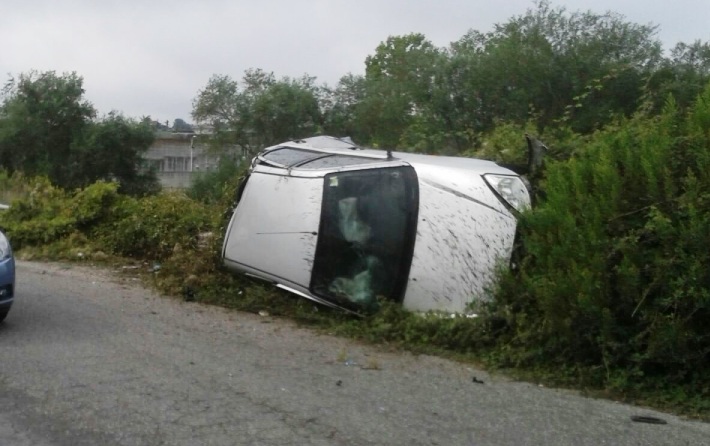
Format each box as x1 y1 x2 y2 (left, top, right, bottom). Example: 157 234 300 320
2 0 709 125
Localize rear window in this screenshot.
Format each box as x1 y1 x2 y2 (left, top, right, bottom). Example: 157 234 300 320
310 166 419 310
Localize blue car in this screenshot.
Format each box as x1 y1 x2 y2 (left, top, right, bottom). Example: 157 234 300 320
0 229 15 323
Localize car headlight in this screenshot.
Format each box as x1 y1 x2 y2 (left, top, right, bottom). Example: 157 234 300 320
483 174 531 213
0 231 12 260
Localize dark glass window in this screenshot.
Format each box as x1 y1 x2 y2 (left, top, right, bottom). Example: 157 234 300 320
310 166 419 311
299 155 379 169
260 148 319 166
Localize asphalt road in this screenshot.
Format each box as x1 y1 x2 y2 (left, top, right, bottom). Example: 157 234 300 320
1 260 708 446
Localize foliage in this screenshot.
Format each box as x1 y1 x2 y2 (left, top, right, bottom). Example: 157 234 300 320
321 74 368 142
192 70 322 155
356 33 449 150
0 170 36 204
172 118 193 132
0 176 210 264
447 0 661 138
0 71 94 184
72 112 160 195
187 157 246 205
188 2 709 159
645 40 710 113
484 85 710 407
96 190 212 260
466 121 539 165
0 71 159 195
288 0 670 154
0 178 119 250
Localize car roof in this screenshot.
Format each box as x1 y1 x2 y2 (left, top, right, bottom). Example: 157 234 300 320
260 136 513 175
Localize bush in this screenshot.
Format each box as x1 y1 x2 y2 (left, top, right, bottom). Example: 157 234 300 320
485 87 710 403
0 177 78 249
95 190 214 261
0 176 215 264
187 157 246 205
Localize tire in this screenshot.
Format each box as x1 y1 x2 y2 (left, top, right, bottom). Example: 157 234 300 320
0 305 10 323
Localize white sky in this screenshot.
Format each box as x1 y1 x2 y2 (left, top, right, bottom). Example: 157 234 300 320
2 0 709 125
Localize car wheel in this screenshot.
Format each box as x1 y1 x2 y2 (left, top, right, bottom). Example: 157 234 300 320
0 306 9 323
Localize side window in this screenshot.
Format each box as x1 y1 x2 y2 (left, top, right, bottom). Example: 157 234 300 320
310 166 419 310
260 148 318 166
260 148 380 169
299 155 379 169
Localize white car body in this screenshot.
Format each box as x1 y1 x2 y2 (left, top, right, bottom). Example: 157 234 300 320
222 136 530 314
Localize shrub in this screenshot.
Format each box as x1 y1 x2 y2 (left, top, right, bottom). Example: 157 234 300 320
0 177 74 249
95 190 213 260
187 157 246 205
0 175 215 265
486 86 710 402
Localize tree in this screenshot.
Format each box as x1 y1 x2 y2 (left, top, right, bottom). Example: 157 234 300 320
0 70 159 195
448 0 662 135
191 74 240 133
249 74 321 146
72 113 159 195
172 118 193 132
192 69 322 153
320 73 367 141
357 33 448 150
0 71 95 184
645 40 710 112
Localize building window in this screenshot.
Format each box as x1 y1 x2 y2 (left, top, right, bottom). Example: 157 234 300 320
166 156 189 172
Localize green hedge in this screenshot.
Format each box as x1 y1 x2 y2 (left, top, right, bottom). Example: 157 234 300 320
486 87 710 406
0 178 214 262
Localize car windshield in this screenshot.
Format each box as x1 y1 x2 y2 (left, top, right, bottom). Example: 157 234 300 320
310 166 419 310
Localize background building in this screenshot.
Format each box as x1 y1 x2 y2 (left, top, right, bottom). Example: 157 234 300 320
144 131 239 189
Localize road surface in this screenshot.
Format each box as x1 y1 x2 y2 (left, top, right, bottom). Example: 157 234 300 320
1 261 707 445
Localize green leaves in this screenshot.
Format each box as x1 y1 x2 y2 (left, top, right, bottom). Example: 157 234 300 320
0 71 159 195
192 70 322 153
99 190 211 260
73 113 159 195
487 81 710 406
0 71 94 179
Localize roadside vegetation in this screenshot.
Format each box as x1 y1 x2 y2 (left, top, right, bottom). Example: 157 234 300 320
1 1 708 419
